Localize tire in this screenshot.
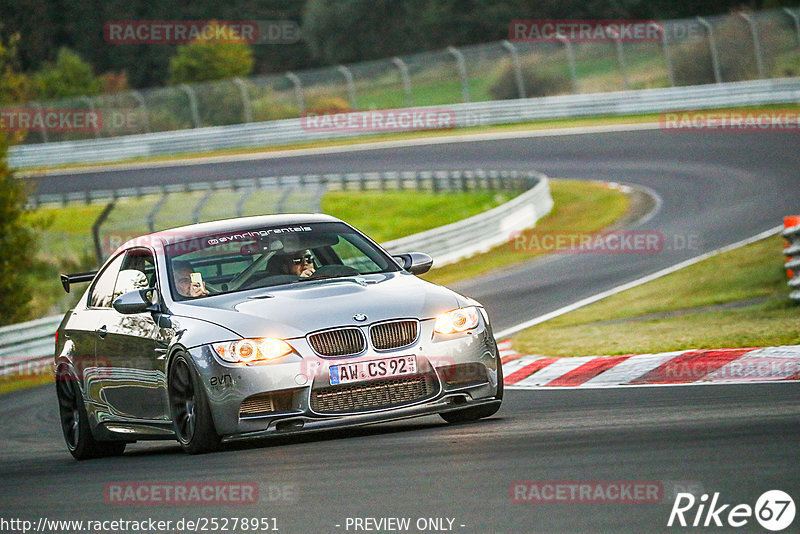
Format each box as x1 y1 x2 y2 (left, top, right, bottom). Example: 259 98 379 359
168 353 221 454
440 357 504 424
55 366 126 460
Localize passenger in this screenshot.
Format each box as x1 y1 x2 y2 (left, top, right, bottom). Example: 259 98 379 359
173 260 210 298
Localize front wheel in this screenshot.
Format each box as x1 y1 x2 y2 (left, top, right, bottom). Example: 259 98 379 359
440 359 503 424
56 366 126 460
168 353 220 454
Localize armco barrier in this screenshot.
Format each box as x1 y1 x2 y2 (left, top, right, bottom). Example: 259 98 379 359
784 216 800 301
10 78 800 169
382 172 552 265
30 168 532 207
0 315 61 377
0 170 553 372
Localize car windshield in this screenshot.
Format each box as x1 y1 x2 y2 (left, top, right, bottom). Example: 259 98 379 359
164 221 400 300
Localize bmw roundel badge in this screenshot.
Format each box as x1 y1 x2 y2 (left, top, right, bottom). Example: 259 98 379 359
353 314 367 322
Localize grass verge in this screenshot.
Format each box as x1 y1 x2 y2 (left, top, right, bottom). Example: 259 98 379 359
422 180 631 286
511 235 800 356
0 372 53 396
321 190 520 243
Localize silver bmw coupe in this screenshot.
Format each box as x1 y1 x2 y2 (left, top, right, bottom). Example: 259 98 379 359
55 214 503 459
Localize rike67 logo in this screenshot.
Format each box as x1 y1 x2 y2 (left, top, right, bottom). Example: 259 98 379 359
668 490 796 531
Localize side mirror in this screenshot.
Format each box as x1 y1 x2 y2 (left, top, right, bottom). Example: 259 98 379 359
113 288 159 314
393 252 433 275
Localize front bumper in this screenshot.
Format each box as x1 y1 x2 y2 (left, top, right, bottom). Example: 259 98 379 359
188 318 500 438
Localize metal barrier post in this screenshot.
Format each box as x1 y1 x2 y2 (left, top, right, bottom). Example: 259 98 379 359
606 27 630 90
81 97 100 139
784 8 800 59
92 202 116 265
391 57 414 107
130 90 151 133
660 23 676 87
697 17 723 84
556 35 580 93
501 40 526 99
31 102 48 143
233 78 254 123
337 65 358 110
447 46 471 103
738 13 766 79
285 72 305 114
147 190 169 232
179 84 202 128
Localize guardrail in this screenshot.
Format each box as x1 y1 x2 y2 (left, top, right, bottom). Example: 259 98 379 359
10 78 800 169
30 168 531 207
1 169 553 375
784 216 800 302
0 315 61 377
383 172 552 265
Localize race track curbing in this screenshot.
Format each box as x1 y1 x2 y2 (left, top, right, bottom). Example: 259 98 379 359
498 341 800 388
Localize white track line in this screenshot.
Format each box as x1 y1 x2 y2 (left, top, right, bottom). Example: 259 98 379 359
493 225 783 340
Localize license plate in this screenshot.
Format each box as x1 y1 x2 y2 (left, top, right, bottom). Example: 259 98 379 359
329 355 416 385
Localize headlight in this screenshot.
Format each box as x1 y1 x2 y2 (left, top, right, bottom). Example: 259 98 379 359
212 338 295 364
434 306 481 334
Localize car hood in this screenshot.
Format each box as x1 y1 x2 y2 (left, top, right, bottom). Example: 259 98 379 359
168 272 467 340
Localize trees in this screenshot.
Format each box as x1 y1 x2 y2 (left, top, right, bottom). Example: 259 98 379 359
33 48 102 100
0 132 35 325
168 26 254 84
0 31 38 324
0 31 30 105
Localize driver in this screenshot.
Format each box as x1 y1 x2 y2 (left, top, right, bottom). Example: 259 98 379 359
173 260 210 298
272 250 315 278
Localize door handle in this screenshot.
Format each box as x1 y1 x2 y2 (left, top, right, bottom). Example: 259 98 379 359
95 325 108 339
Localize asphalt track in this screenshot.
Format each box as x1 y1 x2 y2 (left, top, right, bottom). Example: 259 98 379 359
4 128 800 532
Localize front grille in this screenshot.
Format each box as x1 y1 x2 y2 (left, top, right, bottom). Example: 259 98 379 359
370 320 419 350
308 327 366 357
310 375 437 414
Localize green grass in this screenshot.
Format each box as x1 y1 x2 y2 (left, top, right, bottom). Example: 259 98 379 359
320 190 520 243
0 372 53 396
511 235 800 357
423 179 631 286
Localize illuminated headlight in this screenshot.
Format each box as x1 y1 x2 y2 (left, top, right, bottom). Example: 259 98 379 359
434 306 481 335
212 338 295 364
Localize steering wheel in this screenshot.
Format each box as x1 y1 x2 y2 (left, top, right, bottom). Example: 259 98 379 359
305 264 360 279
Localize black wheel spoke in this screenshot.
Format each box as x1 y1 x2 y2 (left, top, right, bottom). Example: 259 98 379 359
56 374 81 449
170 360 197 442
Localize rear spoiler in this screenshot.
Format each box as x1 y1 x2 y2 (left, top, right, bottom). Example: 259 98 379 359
60 271 98 293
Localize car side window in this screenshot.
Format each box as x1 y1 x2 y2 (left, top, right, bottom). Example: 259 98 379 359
89 253 126 308
118 248 156 288
111 249 156 304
